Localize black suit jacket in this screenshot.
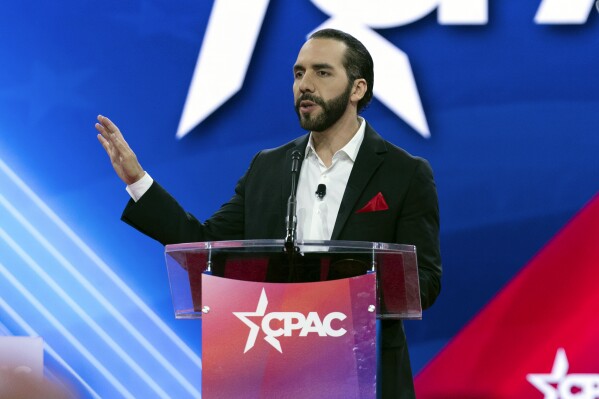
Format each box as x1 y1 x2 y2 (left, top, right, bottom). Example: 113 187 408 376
122 123 442 399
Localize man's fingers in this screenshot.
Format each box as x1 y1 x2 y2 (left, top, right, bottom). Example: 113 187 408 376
97 114 115 132
95 126 107 144
95 121 114 145
97 115 124 139
97 133 119 163
95 115 140 165
109 131 134 156
95 118 128 152
95 123 117 154
97 133 115 154
97 133 108 148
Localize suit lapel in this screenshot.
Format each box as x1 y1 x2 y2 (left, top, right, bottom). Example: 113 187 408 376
331 124 387 240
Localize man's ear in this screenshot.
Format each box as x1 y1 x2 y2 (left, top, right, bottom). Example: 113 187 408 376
351 78 367 104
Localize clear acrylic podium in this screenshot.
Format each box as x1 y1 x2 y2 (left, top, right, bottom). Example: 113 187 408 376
165 239 421 398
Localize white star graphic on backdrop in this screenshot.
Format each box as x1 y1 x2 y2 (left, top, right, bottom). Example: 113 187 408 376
233 288 270 353
177 0 431 139
527 348 570 399
527 348 599 399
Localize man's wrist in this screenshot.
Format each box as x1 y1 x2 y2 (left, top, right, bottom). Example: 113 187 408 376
126 172 153 202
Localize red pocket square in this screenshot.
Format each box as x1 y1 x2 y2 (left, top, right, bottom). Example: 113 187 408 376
356 192 389 213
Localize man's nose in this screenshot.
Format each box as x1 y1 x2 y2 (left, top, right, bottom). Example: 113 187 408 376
298 74 315 93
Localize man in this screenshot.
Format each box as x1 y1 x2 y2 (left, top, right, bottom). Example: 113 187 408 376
97 29 441 399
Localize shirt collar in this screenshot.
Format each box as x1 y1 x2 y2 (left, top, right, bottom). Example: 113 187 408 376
304 117 366 162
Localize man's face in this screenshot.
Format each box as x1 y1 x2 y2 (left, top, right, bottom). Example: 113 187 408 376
293 38 353 132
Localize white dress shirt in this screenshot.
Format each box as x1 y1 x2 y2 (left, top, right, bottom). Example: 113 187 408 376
126 118 367 241
295 119 365 241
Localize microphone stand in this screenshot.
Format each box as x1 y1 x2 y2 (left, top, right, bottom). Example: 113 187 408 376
284 151 301 280
284 150 301 254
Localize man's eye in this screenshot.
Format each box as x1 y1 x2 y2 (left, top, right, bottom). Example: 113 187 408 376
294 71 303 79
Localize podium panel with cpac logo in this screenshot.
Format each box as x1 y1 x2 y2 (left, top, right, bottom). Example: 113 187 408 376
165 239 421 399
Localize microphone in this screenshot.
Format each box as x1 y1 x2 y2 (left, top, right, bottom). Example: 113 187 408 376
284 150 302 253
315 184 326 199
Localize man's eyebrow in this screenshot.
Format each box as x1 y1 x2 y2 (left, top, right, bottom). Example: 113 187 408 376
312 63 334 70
293 63 334 71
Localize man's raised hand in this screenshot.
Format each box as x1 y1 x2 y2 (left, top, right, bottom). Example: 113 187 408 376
96 115 145 185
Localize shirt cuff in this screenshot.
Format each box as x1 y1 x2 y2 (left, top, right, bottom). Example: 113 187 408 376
126 172 153 202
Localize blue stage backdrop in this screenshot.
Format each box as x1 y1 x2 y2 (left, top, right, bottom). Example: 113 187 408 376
0 1 598 397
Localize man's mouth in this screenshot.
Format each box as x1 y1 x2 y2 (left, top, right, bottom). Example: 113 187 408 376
299 100 318 113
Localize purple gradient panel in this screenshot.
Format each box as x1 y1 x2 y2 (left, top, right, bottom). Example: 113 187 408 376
202 274 377 398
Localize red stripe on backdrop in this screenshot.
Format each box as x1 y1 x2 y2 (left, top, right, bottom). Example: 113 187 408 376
415 193 599 399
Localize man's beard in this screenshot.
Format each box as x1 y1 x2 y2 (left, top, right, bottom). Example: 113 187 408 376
295 83 352 132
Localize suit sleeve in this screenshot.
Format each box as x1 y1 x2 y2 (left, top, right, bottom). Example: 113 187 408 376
395 159 442 310
121 153 259 245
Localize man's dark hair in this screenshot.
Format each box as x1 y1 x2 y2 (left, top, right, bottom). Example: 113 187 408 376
309 29 374 113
